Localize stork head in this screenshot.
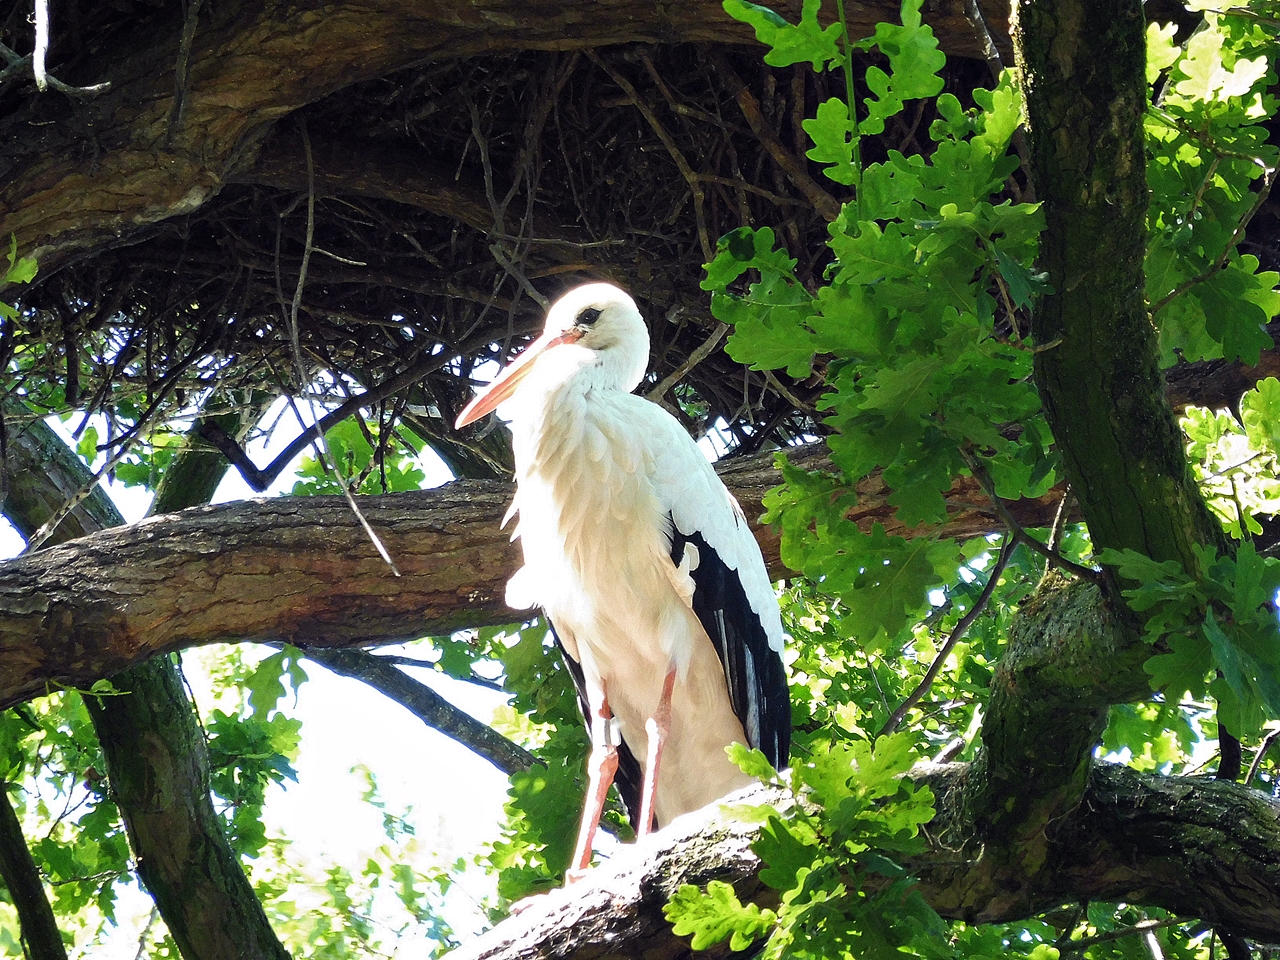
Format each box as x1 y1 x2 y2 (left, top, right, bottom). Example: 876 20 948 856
455 283 650 428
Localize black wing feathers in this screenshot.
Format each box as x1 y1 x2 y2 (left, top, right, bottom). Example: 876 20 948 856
669 524 790 771
548 619 645 829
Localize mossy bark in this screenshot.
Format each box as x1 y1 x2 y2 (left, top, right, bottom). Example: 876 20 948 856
966 576 1149 849
959 0 1239 889
1017 0 1226 571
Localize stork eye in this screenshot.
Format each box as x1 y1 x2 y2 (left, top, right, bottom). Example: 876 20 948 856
577 307 603 326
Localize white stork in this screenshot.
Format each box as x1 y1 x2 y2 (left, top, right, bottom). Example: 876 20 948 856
455 282 789 875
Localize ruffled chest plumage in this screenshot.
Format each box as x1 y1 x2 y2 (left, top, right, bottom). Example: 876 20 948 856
504 387 672 611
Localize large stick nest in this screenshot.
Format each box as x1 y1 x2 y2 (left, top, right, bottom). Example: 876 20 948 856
2 1 1270 484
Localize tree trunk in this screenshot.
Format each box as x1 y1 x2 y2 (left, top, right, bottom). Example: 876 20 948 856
85 662 291 960
1019 0 1227 571
3 409 293 960
0 781 68 960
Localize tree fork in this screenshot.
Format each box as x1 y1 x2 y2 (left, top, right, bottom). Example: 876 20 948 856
969 0 1156 857
956 0 1253 924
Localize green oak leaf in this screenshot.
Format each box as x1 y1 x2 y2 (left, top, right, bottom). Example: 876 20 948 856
855 0 945 136
722 0 842 70
804 96 859 184
665 880 778 950
1242 377 1280 455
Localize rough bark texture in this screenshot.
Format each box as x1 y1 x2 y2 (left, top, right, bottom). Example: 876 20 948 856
963 576 1148 850
450 767 1280 960
0 481 515 710
1019 0 1227 571
918 762 1280 943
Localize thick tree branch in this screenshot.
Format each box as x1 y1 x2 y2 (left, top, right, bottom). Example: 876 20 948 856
3 395 1279 714
0 480 522 710
449 764 1280 960
0 438 1029 710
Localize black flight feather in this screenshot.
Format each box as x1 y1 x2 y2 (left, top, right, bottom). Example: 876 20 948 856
669 523 791 772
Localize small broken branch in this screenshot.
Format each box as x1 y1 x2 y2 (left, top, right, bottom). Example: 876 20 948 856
32 0 111 96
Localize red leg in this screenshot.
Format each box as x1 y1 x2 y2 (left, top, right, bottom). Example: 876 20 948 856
637 664 677 837
567 685 618 882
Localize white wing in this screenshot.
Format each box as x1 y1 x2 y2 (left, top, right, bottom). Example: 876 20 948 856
629 396 791 769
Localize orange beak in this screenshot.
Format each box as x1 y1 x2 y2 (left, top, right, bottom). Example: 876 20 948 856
455 329 584 428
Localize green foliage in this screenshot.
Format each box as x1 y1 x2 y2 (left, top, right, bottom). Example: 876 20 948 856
1101 543 1280 735
850 0 945 137
291 418 428 495
724 0 842 70
705 42 1047 645
245 645 309 720
1144 10 1280 365
764 459 965 644
1101 701 1200 773
691 0 1280 956
0 235 37 320
668 880 778 950
1181 381 1280 538
485 738 588 900
112 428 185 489
667 732 943 959
478 622 624 902
0 691 130 947
205 708 302 857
